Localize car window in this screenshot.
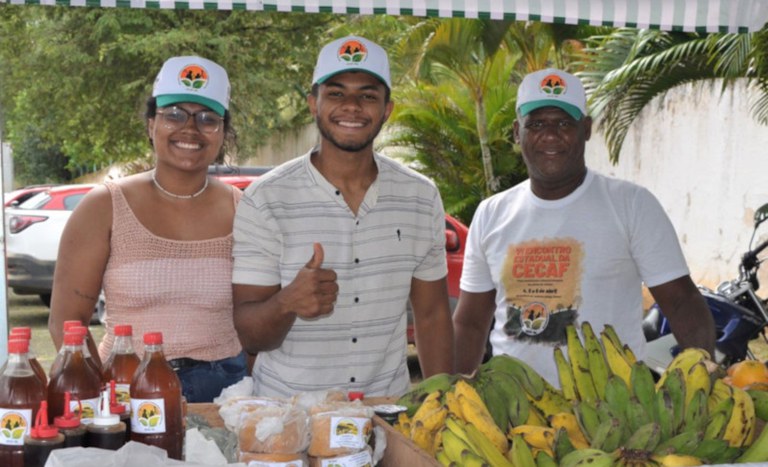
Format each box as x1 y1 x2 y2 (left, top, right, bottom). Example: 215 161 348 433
63 193 86 211
17 192 52 210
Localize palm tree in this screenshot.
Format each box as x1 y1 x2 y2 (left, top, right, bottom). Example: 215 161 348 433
579 27 767 163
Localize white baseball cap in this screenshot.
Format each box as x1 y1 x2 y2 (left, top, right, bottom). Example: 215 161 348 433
516 68 587 120
152 56 230 117
312 36 391 90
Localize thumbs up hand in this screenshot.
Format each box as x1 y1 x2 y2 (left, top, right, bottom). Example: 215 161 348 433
285 243 338 319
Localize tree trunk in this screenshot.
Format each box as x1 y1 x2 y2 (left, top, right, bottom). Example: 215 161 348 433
475 91 499 195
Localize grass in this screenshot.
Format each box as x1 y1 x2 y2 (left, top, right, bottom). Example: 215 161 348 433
7 291 105 374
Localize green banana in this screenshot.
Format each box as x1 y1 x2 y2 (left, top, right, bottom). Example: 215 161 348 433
528 382 573 420
566 324 598 403
703 396 735 440
560 448 616 467
737 411 768 463
463 420 513 467
691 438 742 464
460 448 492 467
573 399 600 442
630 360 659 424
479 355 544 400
603 373 631 426
655 387 675 441
748 388 768 421
476 372 511 432
442 427 475 463
625 396 653 434
589 417 623 452
653 429 703 456
397 372 459 416
581 321 610 400
554 346 579 402
660 367 687 435
623 421 661 452
552 426 576 461
507 434 535 467
535 449 558 467
680 388 708 434
435 448 452 467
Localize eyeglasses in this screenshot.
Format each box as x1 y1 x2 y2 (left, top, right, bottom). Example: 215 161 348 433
156 106 223 134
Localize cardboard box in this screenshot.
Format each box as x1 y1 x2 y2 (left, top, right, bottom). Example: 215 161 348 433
188 402 441 467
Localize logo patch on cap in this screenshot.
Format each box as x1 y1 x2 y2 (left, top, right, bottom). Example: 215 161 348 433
539 74 567 96
178 64 209 90
337 39 368 63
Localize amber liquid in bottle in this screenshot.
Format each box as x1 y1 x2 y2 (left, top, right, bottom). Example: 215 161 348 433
47 333 102 425
130 332 183 460
0 341 47 467
102 324 140 412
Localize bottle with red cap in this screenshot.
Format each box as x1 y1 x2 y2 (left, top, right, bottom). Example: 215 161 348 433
130 332 184 459
68 325 103 379
53 392 85 448
102 324 140 414
85 386 126 451
49 320 88 381
9 327 47 387
0 339 47 467
47 332 101 425
23 401 64 467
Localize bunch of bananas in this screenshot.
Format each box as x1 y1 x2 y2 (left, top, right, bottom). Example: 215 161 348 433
394 321 768 466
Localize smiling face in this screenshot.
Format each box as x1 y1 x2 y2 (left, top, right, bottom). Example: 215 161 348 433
308 71 393 154
513 106 593 200
148 102 225 171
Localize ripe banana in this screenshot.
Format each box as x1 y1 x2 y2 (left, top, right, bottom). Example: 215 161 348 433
479 354 545 400
527 381 572 420
657 347 710 390
411 420 438 454
684 360 712 404
411 389 444 427
444 389 463 420
397 372 458 416
435 448 452 467
581 321 610 400
524 404 549 427
703 396 734 440
722 385 756 447
456 392 509 454
441 426 476 463
650 453 704 466
462 419 514 467
566 324 598 403
508 425 556 457
554 346 579 402
548 412 590 449
600 328 633 386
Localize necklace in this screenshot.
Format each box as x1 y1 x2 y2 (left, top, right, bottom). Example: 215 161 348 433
152 170 209 199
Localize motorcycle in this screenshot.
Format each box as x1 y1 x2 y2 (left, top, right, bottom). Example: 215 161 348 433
642 202 768 372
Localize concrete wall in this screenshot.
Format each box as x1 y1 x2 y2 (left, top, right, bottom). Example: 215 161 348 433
586 79 768 291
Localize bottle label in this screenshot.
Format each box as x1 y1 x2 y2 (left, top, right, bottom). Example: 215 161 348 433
73 397 101 425
130 398 166 434
114 383 132 413
316 449 372 467
246 461 306 467
328 416 372 450
0 408 32 446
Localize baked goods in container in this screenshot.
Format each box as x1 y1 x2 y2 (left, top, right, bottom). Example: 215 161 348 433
309 446 374 467
238 450 309 464
238 405 311 454
308 402 375 457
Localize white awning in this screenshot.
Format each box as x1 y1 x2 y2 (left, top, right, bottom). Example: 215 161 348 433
3 0 767 33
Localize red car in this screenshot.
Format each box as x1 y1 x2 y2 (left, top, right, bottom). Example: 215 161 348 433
4 185 56 207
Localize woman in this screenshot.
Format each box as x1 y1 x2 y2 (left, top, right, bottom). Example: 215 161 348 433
49 56 247 403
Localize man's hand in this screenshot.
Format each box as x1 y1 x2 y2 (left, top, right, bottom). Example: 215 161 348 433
282 243 339 319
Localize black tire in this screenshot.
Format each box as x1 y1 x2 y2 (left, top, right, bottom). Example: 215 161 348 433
39 293 51 307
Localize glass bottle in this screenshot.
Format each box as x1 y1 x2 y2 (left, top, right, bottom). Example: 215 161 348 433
85 387 126 451
23 401 64 467
0 339 47 467
130 332 184 460
102 324 140 413
9 327 47 387
53 392 86 448
46 332 102 425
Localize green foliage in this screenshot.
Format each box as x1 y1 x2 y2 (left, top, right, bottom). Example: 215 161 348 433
0 6 337 181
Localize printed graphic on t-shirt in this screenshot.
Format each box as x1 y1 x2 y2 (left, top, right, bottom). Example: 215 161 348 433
500 238 583 345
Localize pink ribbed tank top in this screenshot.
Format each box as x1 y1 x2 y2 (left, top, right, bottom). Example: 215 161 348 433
97 181 242 362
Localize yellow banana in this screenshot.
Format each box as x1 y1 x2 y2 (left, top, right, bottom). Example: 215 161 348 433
554 346 578 402
547 412 590 449
623 343 638 364
412 389 443 424
526 382 572 420
435 448 452 467
461 448 492 467
600 329 632 386
657 347 711 390
444 389 463 419
455 379 486 409
394 411 412 437
708 378 734 412
442 425 475 463
507 434 536 467
416 405 448 433
410 420 438 454
581 321 610 400
456 393 509 454
722 385 756 447
508 425 556 457
566 324 598 403
737 408 768 463
524 404 549 427
462 419 514 467
651 453 705 467
684 360 712 406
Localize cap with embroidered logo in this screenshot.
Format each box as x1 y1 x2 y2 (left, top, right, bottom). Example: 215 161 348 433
152 56 230 117
516 68 587 120
312 36 391 90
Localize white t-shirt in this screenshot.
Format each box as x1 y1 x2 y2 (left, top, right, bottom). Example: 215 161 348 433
460 169 690 385
233 151 447 398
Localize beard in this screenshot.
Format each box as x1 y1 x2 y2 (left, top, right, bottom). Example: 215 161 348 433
315 115 385 153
